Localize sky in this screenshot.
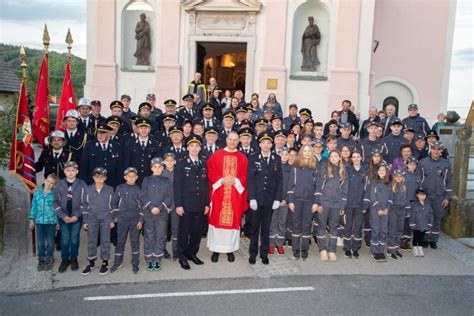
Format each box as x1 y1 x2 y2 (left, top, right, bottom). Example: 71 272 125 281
0 0 472 117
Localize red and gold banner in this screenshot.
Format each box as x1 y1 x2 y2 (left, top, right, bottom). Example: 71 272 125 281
55 62 76 130
32 52 50 147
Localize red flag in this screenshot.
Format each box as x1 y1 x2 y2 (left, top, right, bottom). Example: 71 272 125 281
55 62 76 130
9 78 37 193
32 52 50 147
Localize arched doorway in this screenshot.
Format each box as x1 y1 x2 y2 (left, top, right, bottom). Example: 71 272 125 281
383 96 399 117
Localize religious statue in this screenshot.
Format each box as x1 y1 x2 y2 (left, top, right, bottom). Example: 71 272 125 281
134 13 151 66
301 16 321 71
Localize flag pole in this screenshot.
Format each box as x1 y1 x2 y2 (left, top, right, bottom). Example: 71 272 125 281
43 24 50 53
65 28 73 63
20 47 36 254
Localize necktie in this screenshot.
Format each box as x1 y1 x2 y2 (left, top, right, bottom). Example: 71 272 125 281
54 152 59 159
142 141 146 150
194 160 198 168
189 110 193 117
245 149 248 154
210 146 213 154
206 120 209 128
69 132 73 138
102 143 107 151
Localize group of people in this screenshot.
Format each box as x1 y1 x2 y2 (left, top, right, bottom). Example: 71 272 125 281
28 81 453 276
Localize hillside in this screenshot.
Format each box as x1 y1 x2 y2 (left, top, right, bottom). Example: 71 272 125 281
0 43 86 99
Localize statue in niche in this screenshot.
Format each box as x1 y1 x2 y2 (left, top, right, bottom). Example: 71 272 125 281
301 16 321 71
134 13 151 65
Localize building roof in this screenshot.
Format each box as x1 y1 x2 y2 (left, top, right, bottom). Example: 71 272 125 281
0 58 20 93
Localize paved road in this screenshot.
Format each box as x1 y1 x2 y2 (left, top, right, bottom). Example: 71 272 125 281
1 275 473 315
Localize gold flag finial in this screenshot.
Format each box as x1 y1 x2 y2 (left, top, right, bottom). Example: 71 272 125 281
19 45 27 80
65 28 73 62
43 24 50 51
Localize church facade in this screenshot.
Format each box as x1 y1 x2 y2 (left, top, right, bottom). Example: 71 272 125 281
85 0 456 122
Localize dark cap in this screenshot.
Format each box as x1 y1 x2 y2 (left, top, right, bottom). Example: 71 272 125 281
340 122 353 129
106 115 122 126
92 167 107 176
222 111 236 120
96 123 113 133
408 103 418 110
164 99 177 106
431 141 444 149
162 114 176 122
299 108 312 117
109 100 124 110
185 135 203 146
169 126 183 134
182 94 194 101
202 103 215 112
271 114 282 121
64 161 79 169
91 100 102 107
328 119 338 126
146 93 156 100
258 132 274 143
426 130 439 140
123 167 138 175
163 152 176 160
151 157 164 166
235 105 247 114
238 127 253 138
407 156 418 164
130 115 140 124
392 169 406 176
368 121 381 128
139 102 152 111
274 130 287 138
415 187 428 195
312 138 325 146
254 118 268 126
391 118 403 125
135 117 151 128
120 94 131 101
204 126 219 135
289 103 298 109
371 148 382 156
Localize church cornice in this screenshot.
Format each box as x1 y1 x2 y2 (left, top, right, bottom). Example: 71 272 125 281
181 0 262 12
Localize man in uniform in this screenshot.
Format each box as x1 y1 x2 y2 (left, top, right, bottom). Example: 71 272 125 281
337 122 359 151
35 130 73 179
64 109 88 165
120 94 136 124
123 118 161 185
79 124 123 188
156 99 178 132
174 135 210 270
201 127 220 161
138 102 159 134
247 132 283 265
282 104 300 131
90 100 106 125
77 98 96 139
383 118 408 165
147 93 163 120
156 114 176 148
419 141 452 249
109 100 131 137
402 104 430 137
164 126 186 160
178 94 199 125
217 111 236 148
201 103 220 129
360 121 385 162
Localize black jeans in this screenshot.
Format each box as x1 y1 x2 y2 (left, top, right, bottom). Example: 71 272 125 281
412 230 426 246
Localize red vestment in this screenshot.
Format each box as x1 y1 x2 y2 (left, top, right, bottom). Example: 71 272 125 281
206 148 249 253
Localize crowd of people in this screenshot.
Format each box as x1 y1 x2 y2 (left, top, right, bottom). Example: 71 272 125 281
28 73 453 276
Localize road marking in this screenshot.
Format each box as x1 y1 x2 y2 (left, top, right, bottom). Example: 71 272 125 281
83 286 315 301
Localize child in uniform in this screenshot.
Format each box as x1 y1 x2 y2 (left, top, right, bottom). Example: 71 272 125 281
401 156 421 250
81 168 115 275
141 157 173 271
162 153 179 260
409 187 434 257
54 161 87 273
387 169 410 259
110 167 143 274
29 174 59 271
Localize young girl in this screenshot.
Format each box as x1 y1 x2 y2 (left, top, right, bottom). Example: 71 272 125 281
343 150 368 259
269 147 291 254
409 187 434 257
285 148 298 246
162 153 178 260
387 169 410 259
340 145 353 168
401 156 421 250
314 150 348 262
29 174 59 271
287 145 318 260
364 163 392 262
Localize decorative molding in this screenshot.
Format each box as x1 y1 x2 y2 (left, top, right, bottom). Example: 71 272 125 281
181 0 262 12
289 74 328 81
197 14 246 30
374 75 419 104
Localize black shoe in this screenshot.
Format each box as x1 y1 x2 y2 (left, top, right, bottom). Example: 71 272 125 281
99 262 108 275
44 258 54 271
422 241 429 248
372 253 381 262
70 257 79 271
430 242 438 249
81 264 93 276
179 259 191 270
249 255 256 265
380 253 387 262
261 256 269 265
395 251 403 258
292 250 300 260
286 239 292 247
37 258 45 271
365 240 371 248
190 257 204 265
344 250 352 258
132 265 139 274
301 251 309 261
58 261 68 273
163 249 171 259
389 253 398 260
211 252 219 263
352 251 360 259
227 252 235 262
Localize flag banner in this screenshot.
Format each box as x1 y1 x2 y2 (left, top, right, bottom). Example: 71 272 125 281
32 52 50 147
55 62 76 130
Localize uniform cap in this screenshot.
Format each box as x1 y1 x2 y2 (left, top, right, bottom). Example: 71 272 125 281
123 167 138 175
392 169 406 176
162 114 176 122
258 132 274 143
77 97 92 108
201 103 215 111
106 115 122 126
91 100 102 107
96 123 113 133
169 126 183 134
254 118 268 126
109 100 124 110
431 141 444 149
63 109 80 121
238 127 253 137
408 103 418 110
235 105 247 114
204 126 219 135
163 152 176 160
164 99 177 106
274 130 287 138
120 94 131 101
146 94 156 100
415 187 428 195
64 161 79 169
135 118 151 128
426 130 439 140
271 114 282 121
50 130 65 139
185 134 203 146
299 108 312 117
151 157 164 166
340 122 353 129
182 94 194 101
222 111 236 120
406 156 418 164
391 118 403 125
92 167 107 176
138 102 152 111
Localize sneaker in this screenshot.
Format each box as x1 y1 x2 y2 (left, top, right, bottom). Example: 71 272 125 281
132 265 139 274
337 237 343 247
99 261 108 275
163 250 171 259
81 264 93 276
328 252 337 262
44 258 54 271
364 240 371 248
292 250 300 260
58 260 68 273
389 253 398 260
146 262 154 271
352 251 360 259
412 247 419 257
422 241 429 248
70 257 79 271
371 253 380 262
418 247 425 257
301 251 309 261
344 250 352 258
379 253 387 262
37 258 45 271
268 246 275 254
430 242 437 249
154 262 161 271
395 251 403 258
320 250 329 262
277 246 285 254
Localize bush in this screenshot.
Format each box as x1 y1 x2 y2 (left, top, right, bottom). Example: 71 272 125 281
0 176 5 188
0 98 16 169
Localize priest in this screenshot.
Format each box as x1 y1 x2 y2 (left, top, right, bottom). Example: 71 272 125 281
207 132 249 263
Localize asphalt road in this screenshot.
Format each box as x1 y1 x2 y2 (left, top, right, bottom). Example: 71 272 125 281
1 275 473 315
